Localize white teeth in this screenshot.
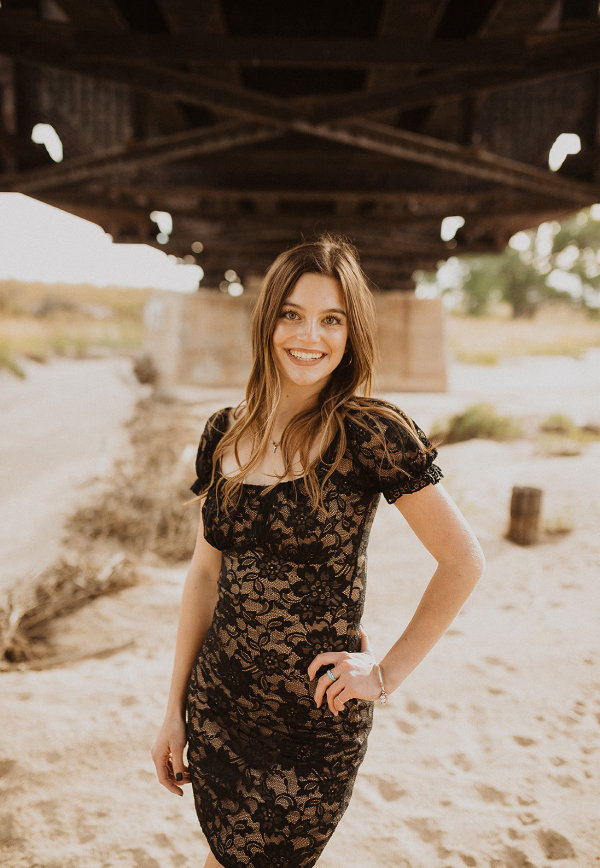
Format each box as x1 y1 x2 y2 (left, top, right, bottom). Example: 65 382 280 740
288 350 325 360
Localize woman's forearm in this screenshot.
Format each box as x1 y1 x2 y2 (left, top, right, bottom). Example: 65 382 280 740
164 568 219 720
379 551 484 695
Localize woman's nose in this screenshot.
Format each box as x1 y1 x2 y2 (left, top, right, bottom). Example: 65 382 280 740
297 318 319 339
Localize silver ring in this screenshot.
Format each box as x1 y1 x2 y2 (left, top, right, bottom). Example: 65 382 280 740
326 668 337 682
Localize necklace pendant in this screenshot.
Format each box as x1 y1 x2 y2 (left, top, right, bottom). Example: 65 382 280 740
272 440 279 452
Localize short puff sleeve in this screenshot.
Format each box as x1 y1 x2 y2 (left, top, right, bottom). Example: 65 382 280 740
349 407 443 504
189 407 227 496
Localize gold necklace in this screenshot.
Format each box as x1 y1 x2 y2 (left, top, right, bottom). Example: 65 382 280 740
272 440 279 452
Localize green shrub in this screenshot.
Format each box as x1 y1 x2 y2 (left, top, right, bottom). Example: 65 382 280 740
434 403 521 444
540 413 576 436
0 340 25 378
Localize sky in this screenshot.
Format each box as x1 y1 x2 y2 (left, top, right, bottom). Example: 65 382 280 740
0 193 203 292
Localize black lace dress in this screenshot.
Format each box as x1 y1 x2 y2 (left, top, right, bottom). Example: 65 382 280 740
185 402 443 868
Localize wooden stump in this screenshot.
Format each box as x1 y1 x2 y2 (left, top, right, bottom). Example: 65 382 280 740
508 486 543 545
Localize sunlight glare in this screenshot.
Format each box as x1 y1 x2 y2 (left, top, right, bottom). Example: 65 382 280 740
508 231 531 252
31 123 63 162
0 194 202 291
227 281 244 297
440 216 465 242
548 133 581 172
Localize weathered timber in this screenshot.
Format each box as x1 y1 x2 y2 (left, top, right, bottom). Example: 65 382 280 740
508 486 543 546
0 122 284 193
0 16 530 68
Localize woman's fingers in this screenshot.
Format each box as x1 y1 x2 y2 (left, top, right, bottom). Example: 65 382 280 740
313 665 340 709
151 729 190 796
307 651 346 682
333 687 351 713
152 745 184 796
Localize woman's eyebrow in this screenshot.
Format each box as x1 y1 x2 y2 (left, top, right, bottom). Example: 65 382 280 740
283 301 347 316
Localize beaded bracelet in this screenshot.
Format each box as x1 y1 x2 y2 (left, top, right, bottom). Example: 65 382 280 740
375 662 389 705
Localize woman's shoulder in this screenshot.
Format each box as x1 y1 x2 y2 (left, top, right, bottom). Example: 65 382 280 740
204 405 233 434
340 398 442 502
342 397 412 437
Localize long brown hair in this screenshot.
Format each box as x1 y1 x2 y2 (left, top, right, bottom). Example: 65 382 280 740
193 232 431 513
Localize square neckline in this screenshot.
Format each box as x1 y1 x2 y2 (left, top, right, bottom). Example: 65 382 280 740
216 405 340 489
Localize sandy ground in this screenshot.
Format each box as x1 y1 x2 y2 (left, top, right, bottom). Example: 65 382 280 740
0 356 144 594
1 352 600 867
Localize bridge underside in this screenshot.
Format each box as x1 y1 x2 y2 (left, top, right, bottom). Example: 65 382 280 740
1 0 599 291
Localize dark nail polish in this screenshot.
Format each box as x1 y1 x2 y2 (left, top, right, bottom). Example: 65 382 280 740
176 772 183 781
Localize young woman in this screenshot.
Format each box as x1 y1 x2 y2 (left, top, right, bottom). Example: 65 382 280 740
151 234 485 868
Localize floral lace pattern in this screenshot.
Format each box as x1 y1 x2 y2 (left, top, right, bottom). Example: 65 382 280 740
186 404 442 867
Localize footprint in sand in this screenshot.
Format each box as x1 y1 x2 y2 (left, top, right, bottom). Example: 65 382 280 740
517 793 537 806
483 655 517 673
375 776 407 802
404 816 443 845
120 847 161 868
459 854 477 867
396 718 416 735
451 753 472 772
425 706 442 720
553 774 578 788
405 699 422 715
518 812 539 826
503 846 538 867
513 735 537 747
0 759 16 777
536 829 576 860
475 783 508 804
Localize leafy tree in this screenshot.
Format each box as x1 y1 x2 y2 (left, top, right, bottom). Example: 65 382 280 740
417 206 600 317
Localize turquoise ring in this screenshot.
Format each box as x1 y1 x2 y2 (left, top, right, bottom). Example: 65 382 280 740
326 668 338 682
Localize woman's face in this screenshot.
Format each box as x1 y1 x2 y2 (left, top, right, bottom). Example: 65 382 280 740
271 272 349 393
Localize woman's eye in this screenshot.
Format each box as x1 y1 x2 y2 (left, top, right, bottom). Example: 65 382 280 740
281 310 341 325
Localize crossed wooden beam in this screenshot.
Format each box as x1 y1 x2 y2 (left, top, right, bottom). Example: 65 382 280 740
1 13 600 207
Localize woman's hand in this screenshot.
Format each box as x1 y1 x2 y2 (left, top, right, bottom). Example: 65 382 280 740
151 715 191 796
307 624 381 716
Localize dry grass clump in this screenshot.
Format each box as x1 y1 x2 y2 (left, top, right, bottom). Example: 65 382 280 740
544 509 575 537
448 305 600 363
66 394 201 563
1 391 204 667
0 553 140 665
433 403 522 444
133 353 159 385
536 413 600 457
0 278 150 375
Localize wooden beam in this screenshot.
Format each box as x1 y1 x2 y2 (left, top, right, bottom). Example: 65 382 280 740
0 16 527 69
154 0 242 88
309 26 600 122
298 118 600 205
3 25 597 207
0 121 284 193
48 0 128 30
95 182 563 216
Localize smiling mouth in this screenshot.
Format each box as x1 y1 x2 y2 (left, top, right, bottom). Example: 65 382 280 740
286 349 326 361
